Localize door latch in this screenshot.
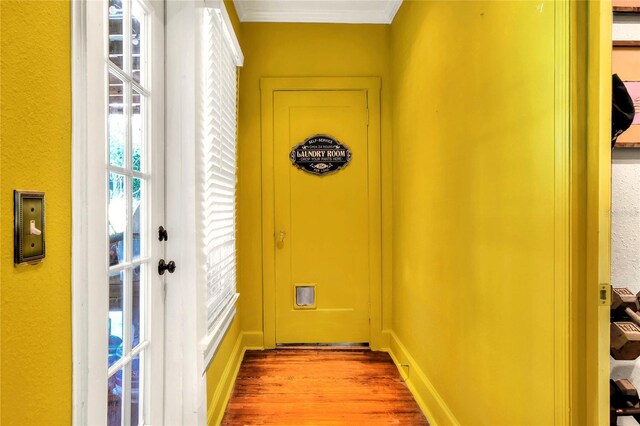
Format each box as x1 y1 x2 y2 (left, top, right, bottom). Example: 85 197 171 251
599 283 611 306
158 226 168 241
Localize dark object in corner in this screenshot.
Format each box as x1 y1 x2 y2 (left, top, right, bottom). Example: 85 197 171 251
610 378 640 425
612 73 635 148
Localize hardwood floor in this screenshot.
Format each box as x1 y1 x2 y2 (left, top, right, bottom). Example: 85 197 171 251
221 347 430 425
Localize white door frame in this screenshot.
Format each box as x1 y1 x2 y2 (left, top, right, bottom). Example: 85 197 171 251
71 1 94 422
164 1 242 423
72 1 111 422
164 0 203 423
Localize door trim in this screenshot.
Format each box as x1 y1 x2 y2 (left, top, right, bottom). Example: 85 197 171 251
260 77 383 349
71 1 91 423
72 1 110 422
583 1 612 424
554 1 570 424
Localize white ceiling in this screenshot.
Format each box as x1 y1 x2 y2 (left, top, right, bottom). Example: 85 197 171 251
233 0 403 24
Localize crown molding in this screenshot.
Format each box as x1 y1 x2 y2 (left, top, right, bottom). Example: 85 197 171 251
233 0 402 24
383 0 402 23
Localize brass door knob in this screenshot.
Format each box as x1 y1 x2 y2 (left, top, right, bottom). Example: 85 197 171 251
277 231 286 248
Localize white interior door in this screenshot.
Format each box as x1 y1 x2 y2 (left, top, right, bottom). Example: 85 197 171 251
83 0 165 424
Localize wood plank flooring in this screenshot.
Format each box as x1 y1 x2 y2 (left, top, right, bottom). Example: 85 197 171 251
221 347 430 425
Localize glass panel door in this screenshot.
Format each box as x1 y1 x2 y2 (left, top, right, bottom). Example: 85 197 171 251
106 0 164 424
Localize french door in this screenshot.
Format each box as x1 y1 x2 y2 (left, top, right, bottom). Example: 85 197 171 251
84 0 165 424
106 0 165 424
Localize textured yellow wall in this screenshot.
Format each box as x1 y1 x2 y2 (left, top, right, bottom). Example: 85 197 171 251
237 22 393 336
390 1 556 424
0 1 72 425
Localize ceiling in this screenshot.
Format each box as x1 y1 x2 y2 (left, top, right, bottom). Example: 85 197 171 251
233 0 403 24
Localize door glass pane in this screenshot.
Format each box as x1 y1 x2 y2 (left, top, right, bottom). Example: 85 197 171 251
109 271 125 366
105 1 154 423
109 72 126 168
132 178 143 261
132 90 143 172
132 265 142 348
109 172 127 266
131 354 141 426
108 0 124 69
132 3 144 84
107 369 123 426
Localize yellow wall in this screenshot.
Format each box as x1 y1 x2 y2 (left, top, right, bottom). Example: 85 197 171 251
0 1 72 424
236 22 393 338
390 1 556 424
223 0 241 40
0 2 608 425
206 317 242 425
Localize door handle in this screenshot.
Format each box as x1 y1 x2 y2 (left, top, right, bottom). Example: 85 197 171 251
158 259 176 275
277 230 286 248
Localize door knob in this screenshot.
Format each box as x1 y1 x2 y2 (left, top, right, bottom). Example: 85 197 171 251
158 259 176 275
277 230 286 248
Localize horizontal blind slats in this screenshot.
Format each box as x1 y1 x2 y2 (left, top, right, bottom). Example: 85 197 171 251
200 8 239 338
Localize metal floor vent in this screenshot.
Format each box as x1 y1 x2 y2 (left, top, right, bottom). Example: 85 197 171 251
295 285 315 307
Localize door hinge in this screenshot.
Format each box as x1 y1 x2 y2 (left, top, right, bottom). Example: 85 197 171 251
599 283 611 306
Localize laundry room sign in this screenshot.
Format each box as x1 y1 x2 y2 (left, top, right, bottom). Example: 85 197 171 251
290 135 352 176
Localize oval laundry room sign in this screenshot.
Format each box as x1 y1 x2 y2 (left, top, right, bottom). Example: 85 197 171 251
290 135 352 176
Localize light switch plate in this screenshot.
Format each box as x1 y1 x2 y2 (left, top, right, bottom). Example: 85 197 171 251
14 190 45 265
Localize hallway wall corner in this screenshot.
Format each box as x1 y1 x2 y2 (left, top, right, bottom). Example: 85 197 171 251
206 325 264 426
385 332 459 426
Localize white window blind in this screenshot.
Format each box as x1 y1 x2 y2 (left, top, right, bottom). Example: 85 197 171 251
199 6 242 367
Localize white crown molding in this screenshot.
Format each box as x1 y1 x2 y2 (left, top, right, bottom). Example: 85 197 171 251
383 0 402 23
233 0 402 24
232 0 250 20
